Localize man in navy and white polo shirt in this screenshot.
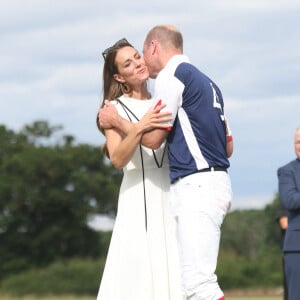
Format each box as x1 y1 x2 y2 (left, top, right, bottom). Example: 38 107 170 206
142 25 233 300
99 25 233 300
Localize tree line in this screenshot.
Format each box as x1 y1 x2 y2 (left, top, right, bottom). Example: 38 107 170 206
0 121 283 292
0 121 121 279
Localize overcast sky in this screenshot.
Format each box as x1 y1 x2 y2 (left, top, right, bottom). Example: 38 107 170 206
1 0 300 211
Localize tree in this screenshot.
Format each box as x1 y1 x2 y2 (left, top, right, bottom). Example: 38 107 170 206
0 121 121 278
218 196 284 289
264 194 282 247
220 209 266 259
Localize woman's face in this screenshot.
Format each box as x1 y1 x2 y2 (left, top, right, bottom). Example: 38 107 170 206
114 46 149 87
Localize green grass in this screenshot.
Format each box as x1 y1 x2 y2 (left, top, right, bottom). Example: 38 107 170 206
0 295 282 300
0 296 94 300
228 298 280 300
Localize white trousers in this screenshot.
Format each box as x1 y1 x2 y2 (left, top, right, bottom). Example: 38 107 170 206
170 170 232 300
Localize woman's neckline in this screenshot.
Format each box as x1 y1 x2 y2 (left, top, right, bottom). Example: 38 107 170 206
121 94 152 101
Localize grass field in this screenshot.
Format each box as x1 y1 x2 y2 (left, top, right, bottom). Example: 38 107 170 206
0 296 282 300
0 296 94 300
228 298 281 300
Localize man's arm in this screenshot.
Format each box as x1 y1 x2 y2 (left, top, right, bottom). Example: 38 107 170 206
278 167 300 210
224 115 233 158
142 127 169 149
98 100 171 149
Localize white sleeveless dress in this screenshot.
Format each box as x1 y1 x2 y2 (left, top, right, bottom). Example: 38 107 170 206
97 95 182 300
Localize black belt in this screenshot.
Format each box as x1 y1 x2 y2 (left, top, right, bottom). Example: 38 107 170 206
171 167 227 184
197 167 227 173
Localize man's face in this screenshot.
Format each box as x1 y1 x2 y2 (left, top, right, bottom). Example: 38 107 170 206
142 42 159 79
294 132 300 159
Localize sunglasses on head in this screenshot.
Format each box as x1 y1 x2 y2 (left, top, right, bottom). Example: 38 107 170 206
102 38 129 60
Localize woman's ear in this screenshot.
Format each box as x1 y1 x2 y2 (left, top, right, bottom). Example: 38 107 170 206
113 74 125 83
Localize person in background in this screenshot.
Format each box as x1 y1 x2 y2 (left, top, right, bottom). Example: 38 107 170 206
96 38 183 300
276 200 288 300
99 25 233 300
277 126 300 300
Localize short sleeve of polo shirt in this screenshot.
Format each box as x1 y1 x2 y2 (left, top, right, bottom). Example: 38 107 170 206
153 60 186 129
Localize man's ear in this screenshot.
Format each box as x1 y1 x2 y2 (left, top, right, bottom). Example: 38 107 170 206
113 74 125 83
151 40 158 55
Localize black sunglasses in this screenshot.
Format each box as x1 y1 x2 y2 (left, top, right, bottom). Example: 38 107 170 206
102 38 129 60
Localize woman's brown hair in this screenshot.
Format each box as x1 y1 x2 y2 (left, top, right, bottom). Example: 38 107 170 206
96 39 134 157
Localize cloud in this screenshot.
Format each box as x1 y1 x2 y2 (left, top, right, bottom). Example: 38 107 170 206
217 0 300 12
1 0 300 210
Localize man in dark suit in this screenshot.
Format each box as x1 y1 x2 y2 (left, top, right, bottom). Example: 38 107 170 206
277 127 300 300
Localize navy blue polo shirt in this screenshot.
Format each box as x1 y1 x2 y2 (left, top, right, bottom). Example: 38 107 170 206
154 55 230 183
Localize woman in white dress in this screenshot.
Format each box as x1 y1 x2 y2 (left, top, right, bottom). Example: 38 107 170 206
96 39 183 300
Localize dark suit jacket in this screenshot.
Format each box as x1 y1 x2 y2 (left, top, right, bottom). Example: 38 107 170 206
276 200 288 250
278 158 300 251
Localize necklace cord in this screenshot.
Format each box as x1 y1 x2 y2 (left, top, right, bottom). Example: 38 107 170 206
117 99 167 232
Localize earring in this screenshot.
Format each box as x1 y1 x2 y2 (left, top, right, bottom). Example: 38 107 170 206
121 82 131 94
